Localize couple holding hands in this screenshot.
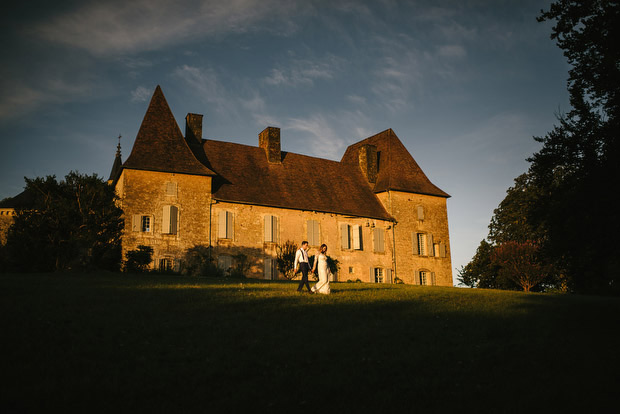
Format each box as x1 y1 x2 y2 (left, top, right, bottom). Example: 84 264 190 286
293 241 331 295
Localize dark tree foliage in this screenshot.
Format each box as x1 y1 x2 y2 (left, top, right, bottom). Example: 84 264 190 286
529 0 620 293
457 240 510 290
491 241 553 292
5 172 123 272
124 245 153 273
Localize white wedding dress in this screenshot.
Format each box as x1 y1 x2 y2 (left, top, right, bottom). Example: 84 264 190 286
311 253 331 294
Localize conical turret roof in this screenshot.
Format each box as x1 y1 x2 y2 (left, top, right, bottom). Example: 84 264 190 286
123 86 214 176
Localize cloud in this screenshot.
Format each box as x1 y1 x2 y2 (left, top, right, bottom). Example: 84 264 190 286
30 0 303 56
130 86 152 103
263 54 344 88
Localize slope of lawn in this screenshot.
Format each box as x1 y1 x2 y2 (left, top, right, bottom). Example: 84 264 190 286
1 272 618 412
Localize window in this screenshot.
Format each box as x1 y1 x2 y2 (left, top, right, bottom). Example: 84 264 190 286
159 258 173 272
417 205 424 221
373 228 384 252
264 215 278 243
132 215 152 232
165 182 177 196
264 258 276 280
375 268 384 283
218 211 234 239
307 220 320 246
162 205 178 235
416 233 427 256
349 266 354 274
352 225 363 250
419 270 436 286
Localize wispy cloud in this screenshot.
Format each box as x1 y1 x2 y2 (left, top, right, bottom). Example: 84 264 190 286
29 0 304 56
130 86 152 103
263 54 344 88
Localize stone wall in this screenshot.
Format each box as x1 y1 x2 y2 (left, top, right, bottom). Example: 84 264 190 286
376 191 453 286
211 201 394 282
116 169 212 270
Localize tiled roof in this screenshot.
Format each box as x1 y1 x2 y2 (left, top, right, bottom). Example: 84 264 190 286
341 129 450 198
122 85 214 176
203 140 394 220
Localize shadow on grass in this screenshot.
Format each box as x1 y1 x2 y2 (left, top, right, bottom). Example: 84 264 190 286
1 272 618 412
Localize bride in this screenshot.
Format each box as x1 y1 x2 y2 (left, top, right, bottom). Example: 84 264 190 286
311 244 331 294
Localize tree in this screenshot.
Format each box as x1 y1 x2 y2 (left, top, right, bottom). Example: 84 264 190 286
5 172 123 272
457 240 507 289
491 241 552 292
529 1 620 293
276 240 298 280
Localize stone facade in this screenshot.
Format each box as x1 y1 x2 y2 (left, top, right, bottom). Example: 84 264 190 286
114 86 453 285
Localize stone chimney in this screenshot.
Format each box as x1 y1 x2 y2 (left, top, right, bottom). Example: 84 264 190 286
259 126 281 163
185 113 203 144
358 144 377 183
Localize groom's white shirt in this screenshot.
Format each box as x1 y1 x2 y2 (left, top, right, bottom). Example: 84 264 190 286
294 248 308 269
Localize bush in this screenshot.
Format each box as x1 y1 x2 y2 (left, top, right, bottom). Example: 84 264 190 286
124 245 153 273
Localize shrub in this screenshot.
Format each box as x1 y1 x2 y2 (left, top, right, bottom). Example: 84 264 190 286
124 245 153 273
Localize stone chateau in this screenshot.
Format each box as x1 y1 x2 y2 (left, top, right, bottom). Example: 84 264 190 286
1 85 453 285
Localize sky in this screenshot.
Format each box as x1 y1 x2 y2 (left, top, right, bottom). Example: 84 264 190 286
0 0 570 284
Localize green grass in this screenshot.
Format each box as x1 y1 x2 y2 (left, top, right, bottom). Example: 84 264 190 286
1 273 618 412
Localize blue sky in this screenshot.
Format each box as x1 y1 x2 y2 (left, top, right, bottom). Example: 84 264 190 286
0 0 570 283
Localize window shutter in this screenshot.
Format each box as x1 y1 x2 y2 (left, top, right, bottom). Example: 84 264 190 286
416 270 420 285
428 233 434 257
417 205 424 220
412 232 418 255
369 267 375 283
440 242 446 258
341 224 350 249
272 216 278 243
166 182 177 196
218 211 227 238
386 269 392 284
265 215 273 242
170 206 178 234
308 220 319 246
132 215 141 232
162 206 171 234
431 272 436 286
227 211 234 240
374 228 384 252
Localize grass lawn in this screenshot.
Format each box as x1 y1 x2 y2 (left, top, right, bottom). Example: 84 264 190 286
0 272 618 412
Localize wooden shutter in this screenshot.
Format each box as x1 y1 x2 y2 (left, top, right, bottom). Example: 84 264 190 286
428 233 434 257
218 211 227 238
265 215 273 242
272 216 278 243
417 205 424 220
439 242 446 258
163 206 171 234
132 215 141 232
341 224 350 249
374 228 384 252
412 232 418 255
386 269 392 284
227 211 234 240
431 272 436 286
308 220 319 245
369 267 375 283
170 206 178 234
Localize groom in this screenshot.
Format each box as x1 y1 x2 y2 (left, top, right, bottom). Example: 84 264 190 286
294 241 313 293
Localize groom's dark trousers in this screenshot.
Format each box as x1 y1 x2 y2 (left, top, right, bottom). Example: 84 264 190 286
297 262 312 292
